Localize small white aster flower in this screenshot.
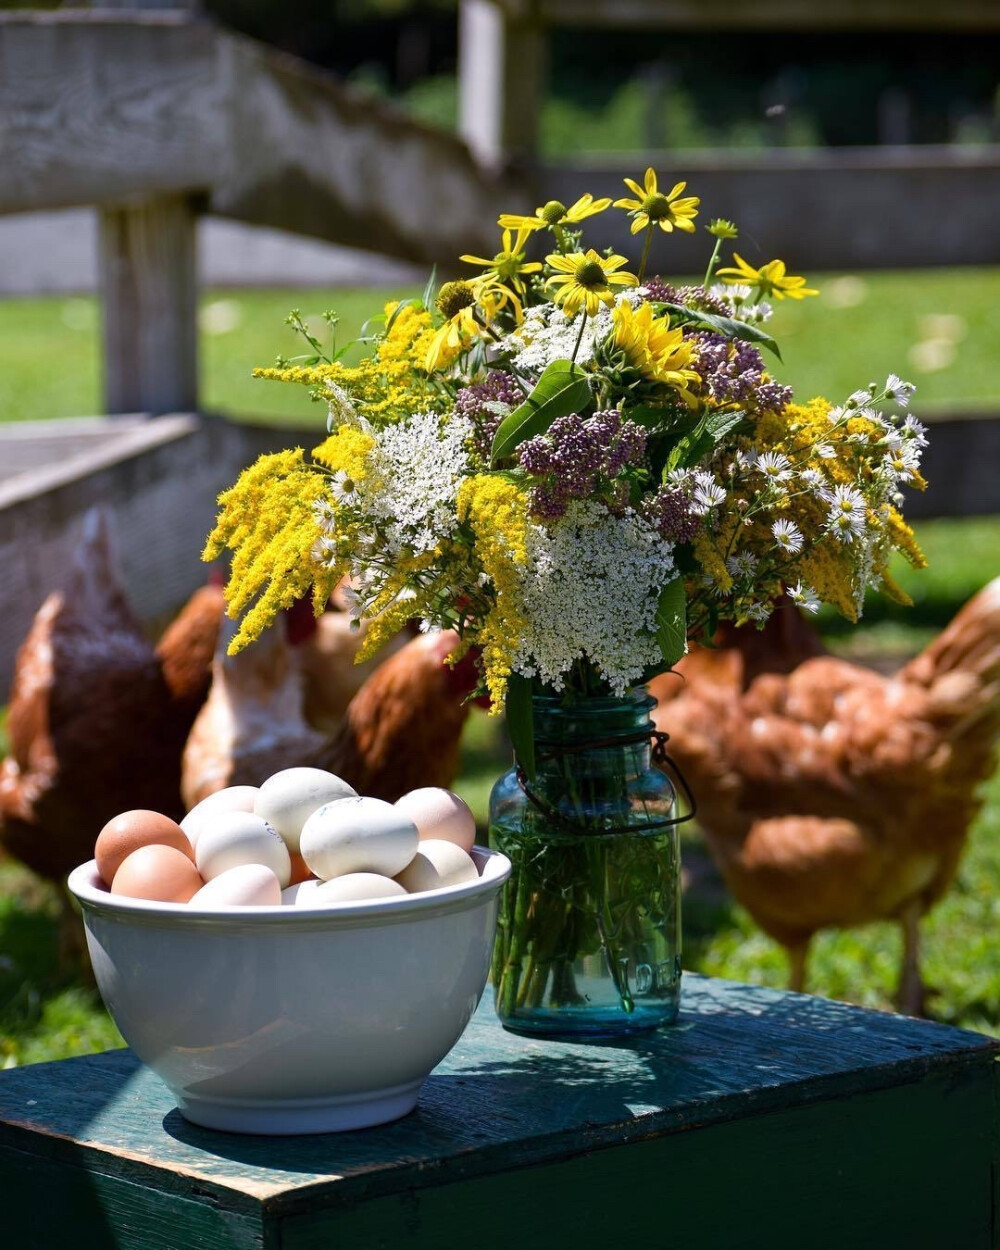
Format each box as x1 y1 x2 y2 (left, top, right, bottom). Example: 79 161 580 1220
815 442 836 459
756 451 793 482
884 441 922 480
847 387 875 410
826 484 867 542
735 448 759 472
799 467 824 489
329 470 358 503
746 601 773 623
787 581 820 613
339 585 363 619
726 552 759 579
884 374 916 407
692 481 727 513
771 518 804 554
900 415 928 446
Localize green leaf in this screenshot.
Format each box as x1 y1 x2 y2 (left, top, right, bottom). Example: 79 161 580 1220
654 578 687 669
505 672 536 781
705 409 748 442
491 360 591 465
421 264 438 313
653 301 782 361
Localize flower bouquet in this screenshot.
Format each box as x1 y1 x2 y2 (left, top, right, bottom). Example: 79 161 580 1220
207 169 927 1037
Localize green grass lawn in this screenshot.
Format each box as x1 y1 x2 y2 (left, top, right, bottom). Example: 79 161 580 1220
1 275 999 1066
1 268 999 425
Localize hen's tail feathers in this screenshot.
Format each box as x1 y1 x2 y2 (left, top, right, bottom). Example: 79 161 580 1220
903 578 1000 740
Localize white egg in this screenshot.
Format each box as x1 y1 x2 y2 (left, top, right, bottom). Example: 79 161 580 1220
181 786 259 851
300 797 419 881
190 864 281 908
394 787 476 853
395 839 480 893
281 879 323 906
196 812 291 887
314 874 408 903
254 767 357 853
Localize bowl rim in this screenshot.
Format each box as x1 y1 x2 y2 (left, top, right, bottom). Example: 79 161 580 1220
68 844 511 930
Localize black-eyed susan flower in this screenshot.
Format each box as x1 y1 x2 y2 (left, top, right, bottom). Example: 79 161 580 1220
545 249 637 318
610 302 700 402
425 280 483 372
424 276 523 373
498 194 611 235
614 169 700 235
715 254 819 300
460 226 542 294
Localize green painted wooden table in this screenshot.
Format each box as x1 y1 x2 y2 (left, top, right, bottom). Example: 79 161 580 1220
0 975 997 1250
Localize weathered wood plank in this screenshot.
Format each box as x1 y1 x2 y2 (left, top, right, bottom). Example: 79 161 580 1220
0 980 993 1208
0 1141 264 1250
458 0 546 170
99 194 198 414
540 148 1000 271
0 12 522 265
280 1070 997 1249
0 979 995 1246
490 0 1000 30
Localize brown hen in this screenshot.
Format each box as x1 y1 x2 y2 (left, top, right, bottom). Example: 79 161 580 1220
649 582 1000 1014
182 621 479 807
0 509 223 885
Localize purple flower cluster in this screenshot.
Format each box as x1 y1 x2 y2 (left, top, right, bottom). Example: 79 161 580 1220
643 278 729 316
454 370 524 459
691 331 792 413
641 486 700 544
518 410 648 519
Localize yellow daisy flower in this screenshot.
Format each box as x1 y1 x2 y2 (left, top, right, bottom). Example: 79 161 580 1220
545 249 638 318
611 302 700 403
424 277 522 373
498 193 611 234
715 254 819 300
614 169 700 235
424 280 482 372
461 226 542 292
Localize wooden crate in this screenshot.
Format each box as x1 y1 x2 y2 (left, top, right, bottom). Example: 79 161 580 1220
0 976 996 1249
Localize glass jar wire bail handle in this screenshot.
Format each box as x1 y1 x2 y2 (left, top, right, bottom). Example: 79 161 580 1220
514 728 698 833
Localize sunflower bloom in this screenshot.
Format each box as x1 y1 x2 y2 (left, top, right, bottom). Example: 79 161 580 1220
461 226 542 293
498 194 611 234
611 301 700 402
614 169 700 235
545 249 638 318
715 254 819 300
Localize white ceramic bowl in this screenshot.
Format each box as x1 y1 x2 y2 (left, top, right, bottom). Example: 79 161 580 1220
68 846 510 1135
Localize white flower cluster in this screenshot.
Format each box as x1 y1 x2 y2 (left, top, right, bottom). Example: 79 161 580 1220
352 410 473 556
502 289 643 374
708 282 773 324
511 500 676 695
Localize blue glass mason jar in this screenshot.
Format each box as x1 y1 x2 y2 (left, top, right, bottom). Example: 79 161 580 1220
489 689 689 1039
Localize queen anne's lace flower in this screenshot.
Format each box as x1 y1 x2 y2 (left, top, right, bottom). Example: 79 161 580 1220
512 501 676 694
355 410 473 555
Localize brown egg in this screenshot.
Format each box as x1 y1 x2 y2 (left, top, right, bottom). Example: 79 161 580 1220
288 851 314 886
111 845 204 903
96 810 193 887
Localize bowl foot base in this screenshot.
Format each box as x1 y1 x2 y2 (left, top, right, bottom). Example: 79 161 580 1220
175 1080 423 1135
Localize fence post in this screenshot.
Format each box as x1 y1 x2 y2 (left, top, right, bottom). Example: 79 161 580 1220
458 0 545 170
98 194 199 415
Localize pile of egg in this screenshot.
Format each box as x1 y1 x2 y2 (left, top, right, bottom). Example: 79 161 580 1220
94 768 479 908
